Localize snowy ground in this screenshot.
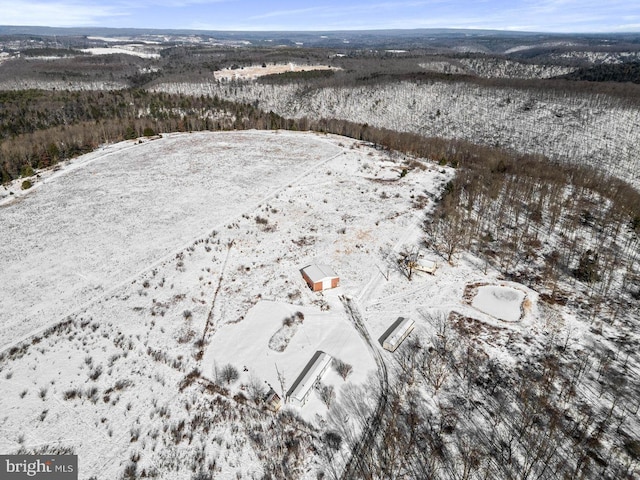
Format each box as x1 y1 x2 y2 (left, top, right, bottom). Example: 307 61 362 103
0 131 344 349
203 296 374 423
80 46 162 59
0 130 469 479
1 129 601 478
470 284 526 322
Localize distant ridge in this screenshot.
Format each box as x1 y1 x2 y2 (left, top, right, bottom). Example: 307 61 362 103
0 25 545 36
5 25 633 51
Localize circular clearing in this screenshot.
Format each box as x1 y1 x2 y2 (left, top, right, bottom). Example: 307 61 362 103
471 285 526 322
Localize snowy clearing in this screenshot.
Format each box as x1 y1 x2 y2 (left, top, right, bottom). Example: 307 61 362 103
80 46 161 59
0 130 463 478
213 63 339 81
0 131 344 349
204 296 375 422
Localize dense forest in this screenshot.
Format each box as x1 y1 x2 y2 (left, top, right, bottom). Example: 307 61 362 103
559 61 640 83
0 89 274 181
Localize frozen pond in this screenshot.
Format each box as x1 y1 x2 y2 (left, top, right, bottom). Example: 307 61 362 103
471 285 525 322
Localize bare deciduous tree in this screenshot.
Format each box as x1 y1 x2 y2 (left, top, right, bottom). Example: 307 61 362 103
220 364 239 384
319 384 335 409
332 358 353 381
397 246 420 280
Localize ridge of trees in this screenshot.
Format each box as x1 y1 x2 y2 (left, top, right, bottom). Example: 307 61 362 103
0 89 270 181
18 47 88 58
558 61 640 84
3 90 639 229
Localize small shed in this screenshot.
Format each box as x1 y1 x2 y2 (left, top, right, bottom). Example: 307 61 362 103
381 317 415 352
414 260 437 275
300 264 339 292
287 351 333 407
264 388 282 412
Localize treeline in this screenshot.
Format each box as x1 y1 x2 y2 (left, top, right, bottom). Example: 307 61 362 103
3 89 640 249
559 61 640 84
0 88 449 181
423 125 640 319
257 68 336 85
0 89 283 181
4 90 640 236
19 48 87 57
0 53 148 86
0 89 227 139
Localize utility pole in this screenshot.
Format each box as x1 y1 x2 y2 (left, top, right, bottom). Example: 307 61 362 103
275 363 287 403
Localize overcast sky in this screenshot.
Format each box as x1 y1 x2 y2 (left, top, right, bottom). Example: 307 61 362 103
1 0 639 33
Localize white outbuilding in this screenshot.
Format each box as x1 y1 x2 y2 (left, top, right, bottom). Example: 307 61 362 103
414 259 437 275
382 317 415 352
287 351 333 407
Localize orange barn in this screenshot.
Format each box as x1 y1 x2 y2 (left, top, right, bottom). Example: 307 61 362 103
300 264 339 292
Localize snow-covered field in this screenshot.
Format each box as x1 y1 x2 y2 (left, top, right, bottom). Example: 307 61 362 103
2 130 628 478
80 46 162 59
0 131 344 349
204 296 375 422
0 130 469 478
503 41 577 54
87 36 161 45
213 63 339 81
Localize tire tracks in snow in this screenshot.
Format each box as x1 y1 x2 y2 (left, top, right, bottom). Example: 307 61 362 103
338 205 428 478
339 295 388 480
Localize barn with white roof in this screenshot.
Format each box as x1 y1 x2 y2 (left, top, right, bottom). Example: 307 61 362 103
300 264 339 292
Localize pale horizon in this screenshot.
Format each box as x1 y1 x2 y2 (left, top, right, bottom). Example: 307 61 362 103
1 0 638 34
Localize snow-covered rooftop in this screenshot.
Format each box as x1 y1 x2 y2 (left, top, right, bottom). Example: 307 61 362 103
382 317 415 350
301 264 338 283
287 350 332 406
